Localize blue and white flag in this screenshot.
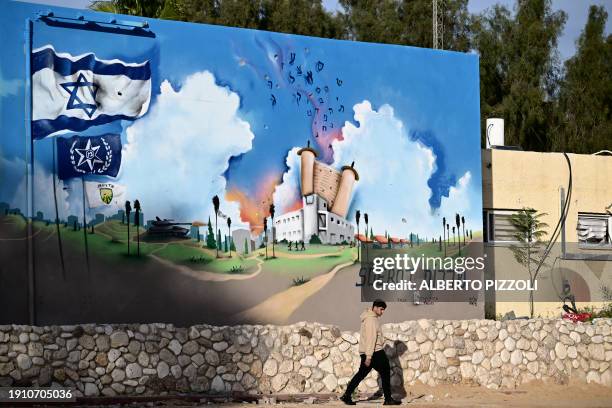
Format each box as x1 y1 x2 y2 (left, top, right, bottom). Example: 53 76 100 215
32 45 151 140
57 134 122 180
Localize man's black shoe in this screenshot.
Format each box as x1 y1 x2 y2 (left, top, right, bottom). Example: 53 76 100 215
340 394 356 405
383 399 401 405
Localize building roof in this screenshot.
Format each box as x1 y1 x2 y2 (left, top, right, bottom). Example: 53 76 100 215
373 235 388 244
400 238 409 243
297 141 318 158
340 162 359 181
354 234 370 243
389 237 401 243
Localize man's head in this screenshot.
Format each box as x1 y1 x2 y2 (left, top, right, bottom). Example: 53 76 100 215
372 299 387 317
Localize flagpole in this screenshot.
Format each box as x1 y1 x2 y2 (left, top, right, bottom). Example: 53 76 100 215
82 177 90 280
25 18 36 325
52 138 66 279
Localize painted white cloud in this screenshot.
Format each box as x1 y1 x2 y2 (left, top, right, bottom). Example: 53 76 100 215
7 159 70 221
272 147 301 214
329 101 480 239
120 71 254 228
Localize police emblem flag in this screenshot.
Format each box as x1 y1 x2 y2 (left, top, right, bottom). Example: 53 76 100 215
57 134 122 180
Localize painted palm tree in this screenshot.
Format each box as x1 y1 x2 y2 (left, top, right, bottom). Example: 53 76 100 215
452 226 456 246
212 195 220 258
355 210 361 261
269 203 275 258
125 200 131 256
461 216 466 245
442 217 447 257
364 213 369 259
455 213 461 253
134 199 141 256
227 217 232 257
263 217 268 259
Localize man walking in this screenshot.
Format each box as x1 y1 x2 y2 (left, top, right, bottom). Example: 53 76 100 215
340 300 401 405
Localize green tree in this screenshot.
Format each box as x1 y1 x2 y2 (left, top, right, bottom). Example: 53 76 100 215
556 5 611 154
205 217 216 249
134 199 141 256
244 237 249 255
90 0 166 16
339 0 470 51
472 0 566 151
263 217 268 259
227 217 232 257
125 200 132 255
509 207 548 318
212 195 220 258
269 203 275 258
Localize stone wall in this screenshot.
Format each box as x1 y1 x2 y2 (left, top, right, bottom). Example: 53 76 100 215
0 319 610 397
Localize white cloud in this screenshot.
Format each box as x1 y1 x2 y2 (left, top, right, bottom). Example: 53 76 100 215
7 159 70 220
272 147 301 214
120 71 254 227
329 101 480 239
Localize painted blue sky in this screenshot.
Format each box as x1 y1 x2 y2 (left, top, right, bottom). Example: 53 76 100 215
1 1 482 237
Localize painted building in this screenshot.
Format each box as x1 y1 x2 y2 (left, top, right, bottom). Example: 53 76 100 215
273 143 357 245
482 148 612 318
232 228 255 254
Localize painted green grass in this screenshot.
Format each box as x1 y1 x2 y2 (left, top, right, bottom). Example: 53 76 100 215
50 223 158 261
154 243 257 274
95 220 145 241
261 248 355 278
3 214 27 229
273 243 348 255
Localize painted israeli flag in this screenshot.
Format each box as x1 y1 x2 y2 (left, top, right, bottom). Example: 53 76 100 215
31 45 151 139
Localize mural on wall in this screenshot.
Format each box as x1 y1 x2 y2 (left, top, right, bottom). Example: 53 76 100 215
0 1 483 327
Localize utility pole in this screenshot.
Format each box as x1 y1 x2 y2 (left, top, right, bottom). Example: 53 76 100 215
433 0 443 49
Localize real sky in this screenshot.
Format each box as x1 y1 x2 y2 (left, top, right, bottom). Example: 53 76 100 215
16 0 612 62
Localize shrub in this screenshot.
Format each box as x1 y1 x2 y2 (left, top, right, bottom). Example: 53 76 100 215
292 276 310 286
309 234 322 244
228 265 244 274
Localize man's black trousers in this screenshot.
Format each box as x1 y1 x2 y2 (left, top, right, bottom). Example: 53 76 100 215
344 349 391 400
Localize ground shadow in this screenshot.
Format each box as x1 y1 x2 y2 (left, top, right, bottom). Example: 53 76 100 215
366 340 408 401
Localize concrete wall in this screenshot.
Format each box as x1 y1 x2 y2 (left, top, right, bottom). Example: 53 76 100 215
482 150 612 317
1 319 610 397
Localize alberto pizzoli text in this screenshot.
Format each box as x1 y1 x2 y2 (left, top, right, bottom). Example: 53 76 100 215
373 279 538 291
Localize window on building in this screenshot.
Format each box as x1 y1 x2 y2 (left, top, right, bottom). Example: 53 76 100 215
305 195 314 205
483 209 521 243
318 212 327 229
577 213 611 247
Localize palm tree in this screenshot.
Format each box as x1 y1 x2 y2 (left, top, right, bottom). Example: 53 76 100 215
455 213 461 253
461 216 466 245
364 213 369 259
446 223 450 250
263 217 268 259
452 226 456 246
125 200 131 255
355 210 361 261
269 203 275 258
442 217 447 257
212 195 220 258
227 217 232 257
134 199 141 256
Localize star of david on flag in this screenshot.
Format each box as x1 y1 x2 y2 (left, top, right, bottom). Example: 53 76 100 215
57 134 122 180
31 45 151 140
